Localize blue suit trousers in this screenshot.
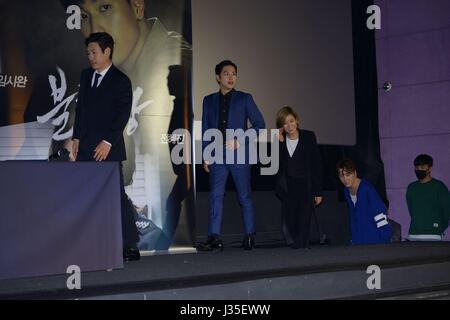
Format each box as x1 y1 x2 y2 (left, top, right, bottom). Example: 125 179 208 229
208 164 255 236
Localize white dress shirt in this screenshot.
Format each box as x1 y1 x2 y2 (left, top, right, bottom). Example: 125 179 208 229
286 136 299 157
91 63 112 88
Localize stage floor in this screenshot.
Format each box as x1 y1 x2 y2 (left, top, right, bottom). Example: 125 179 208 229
1 242 450 299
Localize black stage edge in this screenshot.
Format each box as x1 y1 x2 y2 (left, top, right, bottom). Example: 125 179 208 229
1 242 450 300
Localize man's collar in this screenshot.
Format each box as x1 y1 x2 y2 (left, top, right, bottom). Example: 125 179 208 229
95 63 113 77
219 88 235 97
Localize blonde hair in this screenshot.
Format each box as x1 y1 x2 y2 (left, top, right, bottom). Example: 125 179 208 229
276 106 300 129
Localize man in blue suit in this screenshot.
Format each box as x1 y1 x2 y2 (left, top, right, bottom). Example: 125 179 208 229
201 60 265 251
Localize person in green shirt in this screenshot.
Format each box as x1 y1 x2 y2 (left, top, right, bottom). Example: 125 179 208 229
406 154 450 241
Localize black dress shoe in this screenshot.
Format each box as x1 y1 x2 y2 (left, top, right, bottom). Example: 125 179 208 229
197 234 223 252
242 235 255 250
205 234 224 251
123 247 141 262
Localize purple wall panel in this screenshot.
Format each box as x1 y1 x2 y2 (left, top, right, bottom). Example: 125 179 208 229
377 88 391 138
375 0 450 240
386 29 450 86
386 189 409 238
379 82 450 137
387 0 450 36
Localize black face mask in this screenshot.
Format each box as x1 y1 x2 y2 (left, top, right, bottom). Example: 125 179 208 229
415 170 428 180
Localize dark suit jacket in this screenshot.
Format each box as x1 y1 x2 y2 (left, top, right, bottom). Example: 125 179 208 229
276 129 323 199
201 90 265 163
73 65 132 162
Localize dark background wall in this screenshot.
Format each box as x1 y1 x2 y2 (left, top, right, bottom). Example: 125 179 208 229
192 0 357 146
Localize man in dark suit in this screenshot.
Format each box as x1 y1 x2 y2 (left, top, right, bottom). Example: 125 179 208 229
71 32 140 261
201 60 266 251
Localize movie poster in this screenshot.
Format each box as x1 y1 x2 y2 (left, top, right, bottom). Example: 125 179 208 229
0 0 195 252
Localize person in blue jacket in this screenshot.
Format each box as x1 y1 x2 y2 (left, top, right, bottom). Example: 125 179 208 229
337 159 392 245
200 60 266 251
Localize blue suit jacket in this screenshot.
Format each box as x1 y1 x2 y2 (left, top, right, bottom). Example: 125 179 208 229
201 90 265 164
343 179 392 245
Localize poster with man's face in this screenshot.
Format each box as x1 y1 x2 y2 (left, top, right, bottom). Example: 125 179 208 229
0 0 195 252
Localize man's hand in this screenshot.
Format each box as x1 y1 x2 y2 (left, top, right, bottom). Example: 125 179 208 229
94 141 111 162
225 139 240 150
314 196 323 206
203 160 210 173
72 139 80 160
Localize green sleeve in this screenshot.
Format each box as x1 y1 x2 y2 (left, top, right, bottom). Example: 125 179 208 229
439 183 450 230
406 186 412 217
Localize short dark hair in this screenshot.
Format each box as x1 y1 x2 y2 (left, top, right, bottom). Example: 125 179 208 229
60 0 131 9
336 159 357 174
414 154 433 167
85 32 114 60
215 60 237 76
60 0 83 8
